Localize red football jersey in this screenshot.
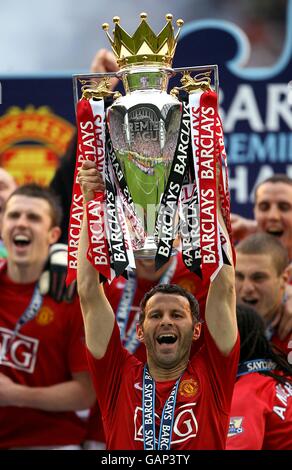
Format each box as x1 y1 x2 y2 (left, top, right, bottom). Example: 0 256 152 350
85 253 209 444
0 269 89 448
227 372 292 450
87 321 240 450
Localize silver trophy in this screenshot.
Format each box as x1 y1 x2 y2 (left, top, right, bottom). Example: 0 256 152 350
73 13 218 260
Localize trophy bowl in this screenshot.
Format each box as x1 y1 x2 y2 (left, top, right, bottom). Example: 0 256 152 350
108 66 181 258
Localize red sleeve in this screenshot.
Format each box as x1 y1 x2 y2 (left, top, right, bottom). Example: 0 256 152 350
227 404 266 449
226 375 270 450
66 297 89 373
86 321 137 419
195 325 240 413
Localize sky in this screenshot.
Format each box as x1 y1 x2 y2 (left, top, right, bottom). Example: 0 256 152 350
0 0 287 74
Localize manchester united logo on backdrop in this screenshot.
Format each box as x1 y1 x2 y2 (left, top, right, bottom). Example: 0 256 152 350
0 106 74 185
179 378 199 398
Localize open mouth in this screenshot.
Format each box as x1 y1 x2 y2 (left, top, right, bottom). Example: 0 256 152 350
156 334 178 345
242 298 258 306
266 229 284 238
13 234 31 248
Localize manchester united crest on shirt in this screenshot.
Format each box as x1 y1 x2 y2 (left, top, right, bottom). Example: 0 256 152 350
179 378 199 398
35 306 54 326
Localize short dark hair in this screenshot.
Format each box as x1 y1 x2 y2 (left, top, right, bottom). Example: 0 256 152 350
236 233 289 275
255 174 292 201
7 183 63 227
139 284 201 325
236 303 292 383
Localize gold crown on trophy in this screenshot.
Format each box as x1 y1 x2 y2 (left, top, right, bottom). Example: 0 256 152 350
102 13 184 68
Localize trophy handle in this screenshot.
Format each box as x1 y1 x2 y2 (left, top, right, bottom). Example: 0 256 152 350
72 65 218 110
170 71 211 96
72 71 120 111
78 78 119 100
170 65 219 96
170 65 218 97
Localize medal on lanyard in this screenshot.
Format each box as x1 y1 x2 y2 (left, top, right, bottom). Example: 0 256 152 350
142 365 181 450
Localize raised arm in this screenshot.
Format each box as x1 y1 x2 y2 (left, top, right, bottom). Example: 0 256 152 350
231 212 257 243
205 212 238 355
77 160 115 358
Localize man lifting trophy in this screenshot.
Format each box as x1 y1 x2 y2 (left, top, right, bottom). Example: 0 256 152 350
67 12 234 285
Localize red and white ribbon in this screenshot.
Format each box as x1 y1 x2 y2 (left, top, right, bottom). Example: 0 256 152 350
67 98 110 285
67 98 97 285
